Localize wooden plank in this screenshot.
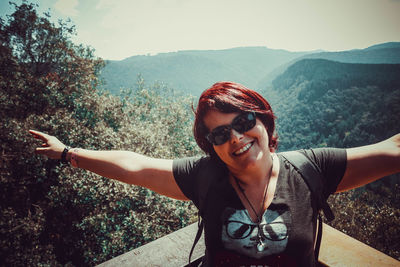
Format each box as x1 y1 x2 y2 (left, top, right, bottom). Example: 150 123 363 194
97 223 205 267
319 223 399 267
98 222 399 266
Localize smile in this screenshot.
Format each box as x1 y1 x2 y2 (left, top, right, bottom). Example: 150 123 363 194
233 142 253 156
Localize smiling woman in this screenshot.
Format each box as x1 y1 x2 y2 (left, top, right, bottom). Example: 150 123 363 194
30 81 400 266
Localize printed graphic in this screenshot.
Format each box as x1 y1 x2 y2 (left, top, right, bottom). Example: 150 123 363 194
221 204 291 259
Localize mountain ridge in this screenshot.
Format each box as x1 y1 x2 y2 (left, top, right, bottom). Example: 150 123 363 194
257 42 400 90
100 46 312 95
100 42 400 96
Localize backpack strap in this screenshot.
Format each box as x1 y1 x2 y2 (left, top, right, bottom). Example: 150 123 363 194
189 157 223 266
280 151 335 221
188 215 204 267
188 182 209 266
280 150 335 262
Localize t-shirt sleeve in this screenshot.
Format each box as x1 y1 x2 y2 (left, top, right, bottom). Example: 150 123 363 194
172 156 204 206
300 148 347 198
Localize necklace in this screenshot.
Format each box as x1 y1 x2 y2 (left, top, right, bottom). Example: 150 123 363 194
233 155 274 252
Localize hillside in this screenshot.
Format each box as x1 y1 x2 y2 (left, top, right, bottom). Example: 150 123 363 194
100 42 400 96
302 42 400 64
100 47 310 95
257 42 400 89
265 59 400 154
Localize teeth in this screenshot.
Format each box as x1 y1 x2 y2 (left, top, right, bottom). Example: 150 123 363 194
235 143 252 155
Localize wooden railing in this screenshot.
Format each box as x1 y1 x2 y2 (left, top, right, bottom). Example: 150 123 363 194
98 223 399 267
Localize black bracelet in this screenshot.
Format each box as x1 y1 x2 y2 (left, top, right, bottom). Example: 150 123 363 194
61 146 71 163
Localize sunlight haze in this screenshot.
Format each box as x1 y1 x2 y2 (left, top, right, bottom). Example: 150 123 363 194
1 0 399 60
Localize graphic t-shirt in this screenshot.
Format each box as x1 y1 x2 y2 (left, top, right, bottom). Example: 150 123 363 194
173 148 347 267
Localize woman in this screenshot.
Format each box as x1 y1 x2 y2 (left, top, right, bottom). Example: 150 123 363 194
30 82 400 266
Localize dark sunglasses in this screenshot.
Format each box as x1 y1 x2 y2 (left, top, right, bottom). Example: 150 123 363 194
226 220 288 241
206 112 256 145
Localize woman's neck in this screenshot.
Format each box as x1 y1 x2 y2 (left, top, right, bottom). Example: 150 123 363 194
229 152 275 187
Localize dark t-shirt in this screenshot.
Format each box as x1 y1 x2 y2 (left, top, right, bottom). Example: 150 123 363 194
173 148 347 266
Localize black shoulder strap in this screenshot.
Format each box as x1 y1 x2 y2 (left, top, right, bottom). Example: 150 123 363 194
189 158 220 266
188 215 204 267
280 151 335 262
280 151 334 221
188 187 209 266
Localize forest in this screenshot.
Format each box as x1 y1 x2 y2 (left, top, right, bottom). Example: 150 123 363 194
268 58 400 152
0 2 399 266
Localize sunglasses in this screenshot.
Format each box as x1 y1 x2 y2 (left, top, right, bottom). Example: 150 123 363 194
206 112 256 145
226 220 288 241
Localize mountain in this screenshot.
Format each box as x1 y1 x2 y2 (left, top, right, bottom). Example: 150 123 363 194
364 42 400 51
100 42 400 96
264 58 400 156
99 47 310 96
301 42 400 64
257 42 400 89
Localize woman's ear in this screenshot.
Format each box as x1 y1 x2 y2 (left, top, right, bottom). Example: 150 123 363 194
269 144 276 153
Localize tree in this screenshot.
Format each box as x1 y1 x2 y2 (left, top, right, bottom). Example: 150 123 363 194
0 2 198 266
1 1 104 119
0 2 106 265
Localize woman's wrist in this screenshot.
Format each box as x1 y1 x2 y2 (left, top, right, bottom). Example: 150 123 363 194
62 147 81 168
61 146 71 163
65 148 73 162
70 148 80 168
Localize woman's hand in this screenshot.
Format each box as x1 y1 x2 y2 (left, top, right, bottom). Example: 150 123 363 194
29 130 66 160
337 133 400 192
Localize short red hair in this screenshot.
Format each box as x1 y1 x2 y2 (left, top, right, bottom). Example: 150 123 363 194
193 81 278 156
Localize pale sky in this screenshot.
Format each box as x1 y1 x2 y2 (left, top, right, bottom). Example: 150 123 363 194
1 0 399 60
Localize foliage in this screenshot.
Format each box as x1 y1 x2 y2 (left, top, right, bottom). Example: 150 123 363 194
1 2 199 266
268 59 400 155
328 184 400 260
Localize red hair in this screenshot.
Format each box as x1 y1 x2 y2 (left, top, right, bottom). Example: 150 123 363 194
193 81 278 155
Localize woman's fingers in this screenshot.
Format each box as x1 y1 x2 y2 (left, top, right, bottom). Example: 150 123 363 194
29 130 49 142
29 130 66 160
35 144 61 159
35 147 49 154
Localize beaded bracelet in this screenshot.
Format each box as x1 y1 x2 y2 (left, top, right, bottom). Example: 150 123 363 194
61 146 70 163
71 148 79 168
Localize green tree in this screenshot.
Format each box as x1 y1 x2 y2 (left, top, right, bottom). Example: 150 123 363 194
1 2 199 266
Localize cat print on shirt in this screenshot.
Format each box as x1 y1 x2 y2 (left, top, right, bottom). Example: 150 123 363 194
221 204 291 259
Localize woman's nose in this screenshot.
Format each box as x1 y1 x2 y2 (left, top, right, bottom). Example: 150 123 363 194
230 129 244 143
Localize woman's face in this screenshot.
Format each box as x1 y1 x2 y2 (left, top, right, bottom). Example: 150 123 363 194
203 109 271 172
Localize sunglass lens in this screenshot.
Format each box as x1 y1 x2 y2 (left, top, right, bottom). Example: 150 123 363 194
227 221 251 239
212 126 231 145
261 222 288 241
232 113 256 133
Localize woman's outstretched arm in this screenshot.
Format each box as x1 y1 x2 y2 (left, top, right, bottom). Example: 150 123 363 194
336 133 400 192
29 130 189 200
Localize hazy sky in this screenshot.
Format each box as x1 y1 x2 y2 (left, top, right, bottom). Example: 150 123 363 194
1 0 399 60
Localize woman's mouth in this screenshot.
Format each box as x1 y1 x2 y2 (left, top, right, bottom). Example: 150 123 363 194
233 142 253 156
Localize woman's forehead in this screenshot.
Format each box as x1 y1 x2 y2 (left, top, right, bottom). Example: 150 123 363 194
203 110 240 131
